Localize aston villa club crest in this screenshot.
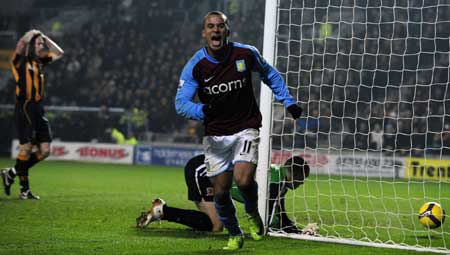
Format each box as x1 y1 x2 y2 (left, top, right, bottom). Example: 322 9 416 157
235 59 246 72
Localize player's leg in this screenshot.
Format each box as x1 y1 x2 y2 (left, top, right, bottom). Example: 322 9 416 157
234 162 258 215
211 172 242 234
204 134 244 249
195 200 223 232
136 198 216 232
14 143 40 199
17 103 51 199
10 142 48 200
211 172 244 250
234 162 264 240
161 201 215 231
1 102 31 196
25 143 50 170
232 128 263 240
183 157 224 232
1 143 33 196
18 104 53 199
32 103 52 167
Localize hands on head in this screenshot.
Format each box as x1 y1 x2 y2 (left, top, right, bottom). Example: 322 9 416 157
22 29 43 44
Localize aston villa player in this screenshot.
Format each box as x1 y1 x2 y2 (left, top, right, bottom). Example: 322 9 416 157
175 11 302 250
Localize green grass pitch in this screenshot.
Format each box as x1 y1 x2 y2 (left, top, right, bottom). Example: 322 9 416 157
0 158 446 255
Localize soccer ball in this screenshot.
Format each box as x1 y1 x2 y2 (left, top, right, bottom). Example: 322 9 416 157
418 202 445 229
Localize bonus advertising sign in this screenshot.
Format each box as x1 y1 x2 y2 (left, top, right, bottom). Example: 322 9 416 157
11 140 134 164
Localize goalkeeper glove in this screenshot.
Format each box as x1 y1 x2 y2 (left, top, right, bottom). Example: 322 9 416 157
287 104 303 119
301 223 319 236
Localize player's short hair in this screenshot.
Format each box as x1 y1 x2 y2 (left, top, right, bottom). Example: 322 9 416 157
203 11 230 30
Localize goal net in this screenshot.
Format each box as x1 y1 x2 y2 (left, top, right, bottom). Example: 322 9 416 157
258 0 450 253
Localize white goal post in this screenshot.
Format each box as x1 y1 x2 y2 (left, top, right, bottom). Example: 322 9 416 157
257 0 450 253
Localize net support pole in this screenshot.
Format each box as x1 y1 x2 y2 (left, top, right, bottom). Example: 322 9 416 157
257 0 278 231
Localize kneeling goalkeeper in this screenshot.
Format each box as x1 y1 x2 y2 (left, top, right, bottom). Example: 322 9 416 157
136 154 317 234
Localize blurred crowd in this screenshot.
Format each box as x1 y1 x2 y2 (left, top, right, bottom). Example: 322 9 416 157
0 0 449 156
272 0 450 156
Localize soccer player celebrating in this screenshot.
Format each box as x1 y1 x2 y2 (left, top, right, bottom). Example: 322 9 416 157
175 11 303 250
1 29 64 199
136 155 317 235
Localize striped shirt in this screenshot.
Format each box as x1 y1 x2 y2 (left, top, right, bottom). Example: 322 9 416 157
10 52 53 102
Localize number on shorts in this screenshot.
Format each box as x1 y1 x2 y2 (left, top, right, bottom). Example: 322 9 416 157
241 140 252 155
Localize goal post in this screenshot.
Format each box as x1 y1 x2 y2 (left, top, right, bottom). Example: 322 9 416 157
257 0 278 232
257 0 450 253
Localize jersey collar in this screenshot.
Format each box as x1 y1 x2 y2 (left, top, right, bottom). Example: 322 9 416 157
202 42 233 64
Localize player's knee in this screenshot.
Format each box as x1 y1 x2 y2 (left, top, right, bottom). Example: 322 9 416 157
16 168 29 177
235 179 257 194
39 143 51 160
40 149 50 160
17 143 32 161
234 170 256 187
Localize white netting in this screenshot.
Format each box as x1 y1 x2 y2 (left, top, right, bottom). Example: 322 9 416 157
268 0 450 253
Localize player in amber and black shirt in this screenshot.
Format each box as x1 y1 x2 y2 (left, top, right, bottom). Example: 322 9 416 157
175 11 303 250
1 29 64 200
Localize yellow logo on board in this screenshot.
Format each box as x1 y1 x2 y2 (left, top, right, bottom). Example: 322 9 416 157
405 158 450 181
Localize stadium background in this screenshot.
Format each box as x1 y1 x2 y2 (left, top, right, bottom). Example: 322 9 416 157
0 0 448 158
0 0 266 153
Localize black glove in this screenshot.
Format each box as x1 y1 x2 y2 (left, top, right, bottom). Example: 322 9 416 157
287 104 302 119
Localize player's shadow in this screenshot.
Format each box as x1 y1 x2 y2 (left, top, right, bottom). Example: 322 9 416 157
415 235 440 240
133 227 268 254
133 226 227 239
166 249 249 255
0 197 26 202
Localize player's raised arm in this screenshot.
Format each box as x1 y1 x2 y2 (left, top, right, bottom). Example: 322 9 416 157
11 30 41 70
248 45 303 119
41 34 64 61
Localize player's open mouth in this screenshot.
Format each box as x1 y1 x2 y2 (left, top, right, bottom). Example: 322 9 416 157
211 35 222 47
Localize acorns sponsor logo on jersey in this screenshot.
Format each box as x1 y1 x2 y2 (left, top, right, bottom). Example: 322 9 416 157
203 78 247 95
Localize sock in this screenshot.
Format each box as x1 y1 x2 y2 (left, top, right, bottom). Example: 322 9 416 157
215 193 242 236
163 205 213 231
25 153 42 170
238 181 259 215
15 159 30 192
19 176 29 192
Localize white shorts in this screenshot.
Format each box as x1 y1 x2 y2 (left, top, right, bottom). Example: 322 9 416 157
203 128 259 177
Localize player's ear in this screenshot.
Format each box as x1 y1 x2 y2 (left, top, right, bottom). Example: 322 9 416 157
202 29 207 40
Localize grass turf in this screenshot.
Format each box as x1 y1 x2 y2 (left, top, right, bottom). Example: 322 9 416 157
0 158 446 255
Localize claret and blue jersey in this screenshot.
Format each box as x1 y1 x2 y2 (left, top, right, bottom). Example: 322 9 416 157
175 42 297 136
